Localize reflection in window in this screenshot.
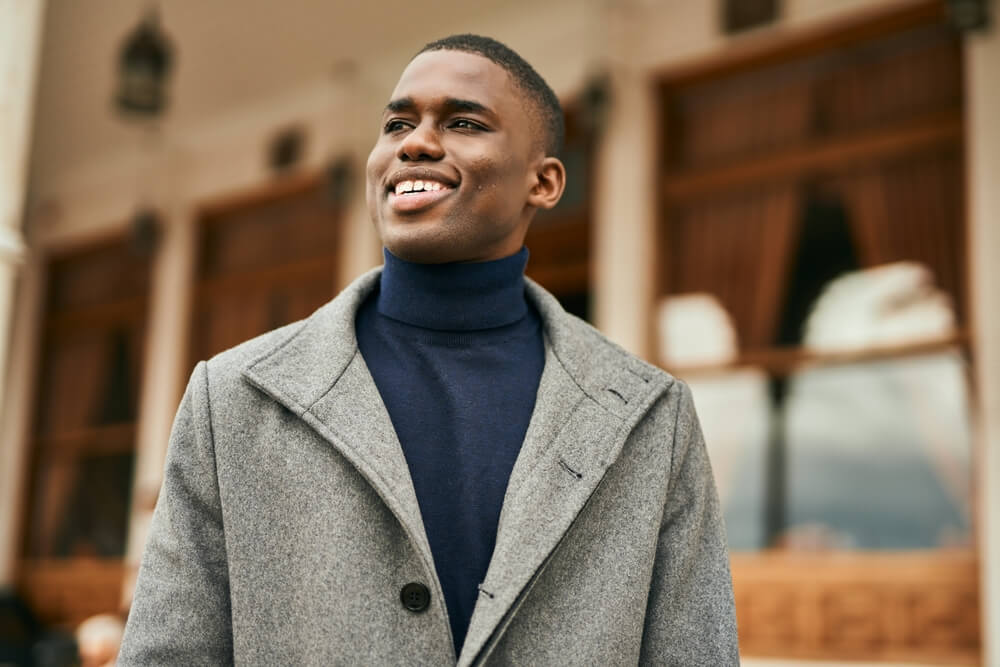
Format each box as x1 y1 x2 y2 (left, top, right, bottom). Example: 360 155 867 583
659 262 972 551
783 353 971 549
784 261 971 549
658 293 770 550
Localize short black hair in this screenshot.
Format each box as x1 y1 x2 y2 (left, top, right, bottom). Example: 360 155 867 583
416 34 564 156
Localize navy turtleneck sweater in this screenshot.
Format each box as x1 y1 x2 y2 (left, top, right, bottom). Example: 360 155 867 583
354 247 544 655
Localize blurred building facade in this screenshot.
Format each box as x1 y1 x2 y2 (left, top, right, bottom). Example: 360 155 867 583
1 0 998 664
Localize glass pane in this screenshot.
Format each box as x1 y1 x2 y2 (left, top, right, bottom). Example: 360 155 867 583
693 349 974 552
688 370 771 550
783 351 972 549
27 453 135 558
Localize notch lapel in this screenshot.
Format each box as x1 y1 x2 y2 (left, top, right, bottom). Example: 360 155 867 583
241 268 435 577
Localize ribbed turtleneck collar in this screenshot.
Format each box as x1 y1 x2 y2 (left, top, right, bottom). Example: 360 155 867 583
376 247 530 331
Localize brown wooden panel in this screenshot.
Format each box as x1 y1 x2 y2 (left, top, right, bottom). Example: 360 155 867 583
191 178 341 366
35 424 135 461
664 110 960 202
17 560 126 630
816 24 962 137
191 269 334 364
664 18 961 172
526 219 590 290
20 236 148 627
47 238 151 312
732 552 980 664
657 1 945 88
197 179 339 280
667 74 813 171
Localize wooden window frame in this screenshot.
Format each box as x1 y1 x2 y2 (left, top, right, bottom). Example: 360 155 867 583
653 1 980 663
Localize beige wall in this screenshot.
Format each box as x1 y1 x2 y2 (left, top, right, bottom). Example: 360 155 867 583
966 14 1000 666
0 0 46 585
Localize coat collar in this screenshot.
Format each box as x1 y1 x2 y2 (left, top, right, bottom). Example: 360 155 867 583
242 266 674 663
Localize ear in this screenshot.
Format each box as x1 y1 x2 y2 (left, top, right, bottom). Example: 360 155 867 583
527 157 566 210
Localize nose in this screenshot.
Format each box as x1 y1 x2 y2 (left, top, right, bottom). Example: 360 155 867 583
397 120 444 161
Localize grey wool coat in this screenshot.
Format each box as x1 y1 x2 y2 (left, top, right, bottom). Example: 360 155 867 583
119 268 739 666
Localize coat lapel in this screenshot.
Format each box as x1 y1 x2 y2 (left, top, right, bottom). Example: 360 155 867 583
240 268 435 578
242 268 672 665
458 281 673 666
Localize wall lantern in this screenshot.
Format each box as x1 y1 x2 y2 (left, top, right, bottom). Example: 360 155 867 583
130 208 162 257
115 8 174 117
946 0 991 32
579 72 611 141
325 156 355 207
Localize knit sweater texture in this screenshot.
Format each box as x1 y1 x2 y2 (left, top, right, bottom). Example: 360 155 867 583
354 247 544 654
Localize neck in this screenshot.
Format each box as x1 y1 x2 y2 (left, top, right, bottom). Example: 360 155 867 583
376 246 530 331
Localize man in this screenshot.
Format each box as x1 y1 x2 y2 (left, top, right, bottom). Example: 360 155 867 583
120 35 738 665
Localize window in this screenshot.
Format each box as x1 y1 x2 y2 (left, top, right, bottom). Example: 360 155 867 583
189 175 342 368
19 236 151 627
656 8 978 662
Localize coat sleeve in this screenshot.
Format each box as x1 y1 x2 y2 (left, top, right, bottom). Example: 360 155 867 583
639 380 740 666
119 361 234 665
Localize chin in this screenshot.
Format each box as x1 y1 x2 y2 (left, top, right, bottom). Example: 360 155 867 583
377 214 523 264
381 227 464 264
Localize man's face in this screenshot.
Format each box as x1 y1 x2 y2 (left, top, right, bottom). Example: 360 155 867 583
366 50 546 264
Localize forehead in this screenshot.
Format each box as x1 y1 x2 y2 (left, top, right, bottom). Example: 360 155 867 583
390 50 521 113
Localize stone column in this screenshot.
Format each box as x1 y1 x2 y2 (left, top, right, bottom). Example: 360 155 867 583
966 16 1000 666
591 64 658 359
0 0 47 585
122 194 196 606
337 76 385 289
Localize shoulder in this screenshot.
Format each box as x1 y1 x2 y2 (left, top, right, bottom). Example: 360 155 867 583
525 278 688 418
204 318 309 377
526 278 673 380
563 310 674 385
198 267 382 397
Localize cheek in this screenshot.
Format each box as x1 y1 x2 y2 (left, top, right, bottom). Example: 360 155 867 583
365 147 389 204
492 157 531 212
365 145 384 184
365 149 386 216
469 153 522 195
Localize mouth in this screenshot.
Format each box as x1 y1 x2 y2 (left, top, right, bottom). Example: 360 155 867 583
385 172 458 214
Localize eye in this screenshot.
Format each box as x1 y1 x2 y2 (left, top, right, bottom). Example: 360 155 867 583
383 119 412 134
450 118 486 131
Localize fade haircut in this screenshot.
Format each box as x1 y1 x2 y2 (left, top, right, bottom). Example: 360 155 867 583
416 34 565 156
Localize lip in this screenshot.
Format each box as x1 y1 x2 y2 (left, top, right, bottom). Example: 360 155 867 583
388 187 455 213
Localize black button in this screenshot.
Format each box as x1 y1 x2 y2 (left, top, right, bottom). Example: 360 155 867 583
400 582 431 612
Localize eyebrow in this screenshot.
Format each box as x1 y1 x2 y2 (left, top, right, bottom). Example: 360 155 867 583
384 96 496 118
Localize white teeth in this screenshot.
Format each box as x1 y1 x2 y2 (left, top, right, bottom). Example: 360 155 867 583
393 179 449 195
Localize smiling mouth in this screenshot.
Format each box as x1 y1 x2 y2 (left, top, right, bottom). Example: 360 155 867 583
392 179 451 196
387 178 456 213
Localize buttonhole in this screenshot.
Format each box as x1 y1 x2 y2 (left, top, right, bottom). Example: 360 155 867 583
477 583 495 599
606 387 629 404
628 368 651 383
559 458 584 480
